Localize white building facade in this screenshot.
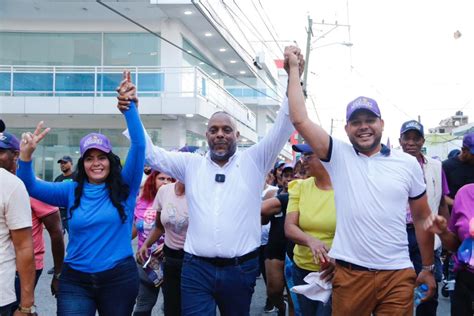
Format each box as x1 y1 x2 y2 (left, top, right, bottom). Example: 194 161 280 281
0 0 291 180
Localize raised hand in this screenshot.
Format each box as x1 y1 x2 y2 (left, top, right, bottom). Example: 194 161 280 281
284 46 302 74
20 121 50 162
423 214 448 235
116 70 138 113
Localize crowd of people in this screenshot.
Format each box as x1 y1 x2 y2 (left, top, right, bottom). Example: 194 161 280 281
0 46 473 316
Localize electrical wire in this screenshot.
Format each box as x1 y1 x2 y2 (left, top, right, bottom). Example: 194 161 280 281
249 0 284 56
196 0 285 98
222 0 277 56
96 0 282 103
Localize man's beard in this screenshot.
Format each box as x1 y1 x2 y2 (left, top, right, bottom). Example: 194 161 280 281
210 142 237 163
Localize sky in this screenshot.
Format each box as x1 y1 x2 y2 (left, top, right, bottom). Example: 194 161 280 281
259 0 474 144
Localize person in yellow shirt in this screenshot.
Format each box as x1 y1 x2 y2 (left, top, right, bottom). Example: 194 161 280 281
285 144 336 315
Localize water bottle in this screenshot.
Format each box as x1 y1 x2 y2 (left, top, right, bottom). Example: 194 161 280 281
414 284 428 306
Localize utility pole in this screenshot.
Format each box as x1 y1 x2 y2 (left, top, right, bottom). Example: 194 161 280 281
303 15 312 95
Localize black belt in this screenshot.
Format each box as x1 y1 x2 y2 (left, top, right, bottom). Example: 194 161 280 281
193 249 259 267
163 244 185 259
336 259 380 272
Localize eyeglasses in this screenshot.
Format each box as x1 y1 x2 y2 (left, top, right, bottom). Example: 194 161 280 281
158 177 173 182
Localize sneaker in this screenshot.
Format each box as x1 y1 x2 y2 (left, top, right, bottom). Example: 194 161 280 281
264 298 277 313
47 267 55 275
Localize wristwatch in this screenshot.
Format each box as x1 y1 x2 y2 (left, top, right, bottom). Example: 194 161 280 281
421 264 435 273
18 304 36 314
53 272 61 280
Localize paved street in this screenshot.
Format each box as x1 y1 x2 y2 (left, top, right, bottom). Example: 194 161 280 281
34 231 450 315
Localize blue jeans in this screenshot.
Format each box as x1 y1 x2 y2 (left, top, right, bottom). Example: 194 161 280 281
284 255 301 316
57 256 139 316
407 225 442 316
181 252 259 316
292 264 332 316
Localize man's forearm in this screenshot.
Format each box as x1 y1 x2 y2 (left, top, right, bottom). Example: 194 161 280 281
413 220 434 265
50 233 65 275
16 247 36 307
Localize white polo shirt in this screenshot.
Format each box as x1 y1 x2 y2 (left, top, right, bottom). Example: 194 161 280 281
323 138 426 270
143 98 294 258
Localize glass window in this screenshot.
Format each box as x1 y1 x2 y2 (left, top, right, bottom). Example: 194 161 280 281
103 33 160 66
0 32 101 66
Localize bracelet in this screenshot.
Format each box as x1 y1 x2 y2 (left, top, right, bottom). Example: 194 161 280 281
53 272 61 280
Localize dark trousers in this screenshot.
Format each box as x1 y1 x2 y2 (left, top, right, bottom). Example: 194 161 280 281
0 303 15 316
163 255 183 316
292 264 332 316
57 256 139 316
452 270 474 316
181 252 259 316
407 225 442 316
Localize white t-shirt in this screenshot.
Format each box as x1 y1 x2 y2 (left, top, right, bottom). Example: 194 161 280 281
0 169 32 306
323 138 426 270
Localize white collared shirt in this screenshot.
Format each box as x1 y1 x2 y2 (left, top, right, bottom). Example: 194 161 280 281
323 138 426 270
144 98 293 258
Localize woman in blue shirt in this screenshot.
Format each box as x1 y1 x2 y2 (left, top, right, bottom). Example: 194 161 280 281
17 71 145 316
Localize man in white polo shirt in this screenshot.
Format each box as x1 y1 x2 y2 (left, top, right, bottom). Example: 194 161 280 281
285 50 436 315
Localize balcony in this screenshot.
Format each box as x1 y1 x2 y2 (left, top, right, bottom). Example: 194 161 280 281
0 65 257 137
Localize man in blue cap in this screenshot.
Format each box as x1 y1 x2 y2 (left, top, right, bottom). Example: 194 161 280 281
399 120 449 316
285 48 436 315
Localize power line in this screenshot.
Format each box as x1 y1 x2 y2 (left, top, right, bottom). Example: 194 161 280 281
96 0 281 103
227 0 280 60
249 0 284 56
196 0 285 99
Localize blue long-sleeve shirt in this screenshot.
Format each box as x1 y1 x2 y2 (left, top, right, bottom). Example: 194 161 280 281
17 102 145 273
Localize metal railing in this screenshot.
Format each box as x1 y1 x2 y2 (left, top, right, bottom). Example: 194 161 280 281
0 65 256 129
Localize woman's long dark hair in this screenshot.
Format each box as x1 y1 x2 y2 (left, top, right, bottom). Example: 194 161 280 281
69 151 130 223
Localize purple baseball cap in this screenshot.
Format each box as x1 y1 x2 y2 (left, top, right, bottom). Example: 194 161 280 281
0 131 20 151
79 133 112 157
462 132 474 154
346 96 381 121
282 163 294 171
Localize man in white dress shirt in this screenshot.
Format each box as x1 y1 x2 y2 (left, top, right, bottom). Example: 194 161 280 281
117 47 304 316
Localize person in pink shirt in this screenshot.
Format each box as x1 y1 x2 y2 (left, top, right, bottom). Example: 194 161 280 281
425 183 474 315
137 179 188 316
132 169 173 316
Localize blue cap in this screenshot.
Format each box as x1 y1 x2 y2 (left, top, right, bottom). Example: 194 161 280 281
400 120 424 137
274 160 285 170
292 143 313 154
0 131 20 151
179 145 200 153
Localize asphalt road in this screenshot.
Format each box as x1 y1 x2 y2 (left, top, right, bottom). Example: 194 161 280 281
34 231 450 315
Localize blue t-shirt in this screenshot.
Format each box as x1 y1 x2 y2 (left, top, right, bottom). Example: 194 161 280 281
17 102 145 273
